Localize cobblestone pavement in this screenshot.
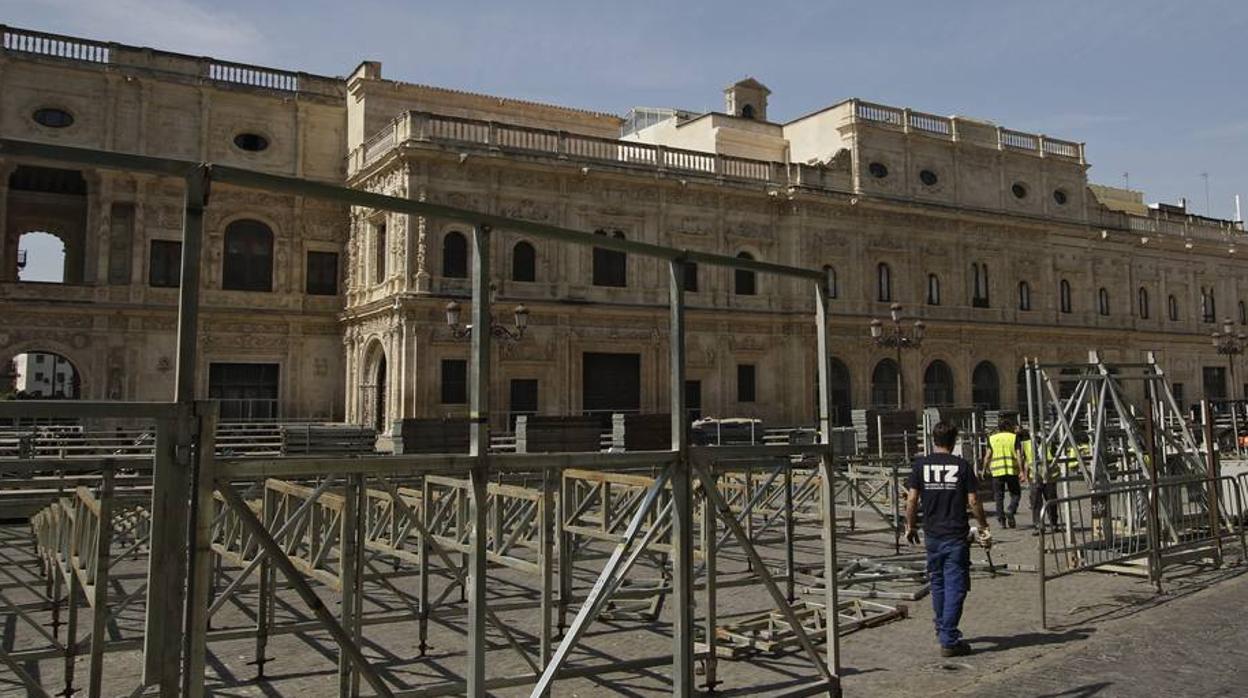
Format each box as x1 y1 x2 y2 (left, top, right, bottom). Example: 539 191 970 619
944 567 1248 698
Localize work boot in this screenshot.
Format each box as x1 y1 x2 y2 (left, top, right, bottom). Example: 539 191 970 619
1007 515 1016 529
941 641 972 657
997 517 1006 528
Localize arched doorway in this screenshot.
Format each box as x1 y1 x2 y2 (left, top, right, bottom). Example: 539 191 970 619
923 360 955 407
361 342 387 433
972 361 1001 410
9 351 81 399
871 359 899 409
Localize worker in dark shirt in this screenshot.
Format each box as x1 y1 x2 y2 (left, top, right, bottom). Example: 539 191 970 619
904 420 991 657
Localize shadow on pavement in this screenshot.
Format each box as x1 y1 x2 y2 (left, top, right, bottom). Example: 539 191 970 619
1034 682 1115 698
970 627 1093 653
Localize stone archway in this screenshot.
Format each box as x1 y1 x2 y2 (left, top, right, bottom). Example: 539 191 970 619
5 349 82 399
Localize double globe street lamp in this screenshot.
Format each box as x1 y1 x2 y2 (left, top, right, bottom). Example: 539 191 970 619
1211 317 1247 401
445 301 530 343
870 303 926 410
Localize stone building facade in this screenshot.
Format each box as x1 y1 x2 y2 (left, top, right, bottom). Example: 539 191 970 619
2 26 1244 430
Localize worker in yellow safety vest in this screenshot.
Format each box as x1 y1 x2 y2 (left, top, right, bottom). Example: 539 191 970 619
980 417 1027 528
1020 429 1059 534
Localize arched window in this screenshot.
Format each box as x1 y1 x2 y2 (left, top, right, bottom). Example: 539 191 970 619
442 231 469 278
1168 294 1179 321
512 241 536 282
824 265 838 299
972 361 1001 410
870 359 900 409
740 104 756 120
1240 300 1247 326
926 273 941 305
1138 287 1150 319
877 262 892 302
592 229 627 287
824 358 853 427
923 360 955 407
972 262 990 307
1098 287 1110 316
1201 286 1216 323
1018 281 1032 311
734 251 757 295
223 219 273 292
1059 279 1072 314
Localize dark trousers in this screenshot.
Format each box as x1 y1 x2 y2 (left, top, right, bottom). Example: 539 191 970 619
925 534 971 648
1030 481 1059 529
992 474 1021 521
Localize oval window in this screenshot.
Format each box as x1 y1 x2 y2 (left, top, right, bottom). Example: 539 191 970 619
1053 189 1068 205
919 169 938 186
33 108 74 129
868 162 889 179
1011 182 1028 199
233 133 270 152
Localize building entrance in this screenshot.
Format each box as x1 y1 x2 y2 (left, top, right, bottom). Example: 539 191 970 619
582 352 640 426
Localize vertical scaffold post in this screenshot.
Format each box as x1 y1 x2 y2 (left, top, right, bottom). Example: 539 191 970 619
668 258 695 696
87 465 114 698
815 266 843 694
1201 400 1224 566
466 223 492 697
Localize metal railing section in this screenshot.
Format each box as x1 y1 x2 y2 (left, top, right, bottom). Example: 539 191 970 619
1036 475 1247 628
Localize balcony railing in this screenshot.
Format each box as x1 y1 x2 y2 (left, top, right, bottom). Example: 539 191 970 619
352 111 785 184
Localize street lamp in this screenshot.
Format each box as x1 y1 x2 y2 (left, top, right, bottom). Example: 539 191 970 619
1211 316 1247 401
869 302 926 410
445 301 530 342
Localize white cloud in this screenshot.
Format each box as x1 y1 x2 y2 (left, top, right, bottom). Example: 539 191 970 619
5 0 268 62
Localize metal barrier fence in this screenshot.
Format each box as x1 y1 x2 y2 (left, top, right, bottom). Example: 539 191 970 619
1037 475 1246 628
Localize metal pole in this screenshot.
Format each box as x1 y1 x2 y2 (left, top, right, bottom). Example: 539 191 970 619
815 271 843 693
184 401 218 698
467 224 492 697
1201 400 1224 566
895 336 904 411
668 259 694 696
86 466 114 698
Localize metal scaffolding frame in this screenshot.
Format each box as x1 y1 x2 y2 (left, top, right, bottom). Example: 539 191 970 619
0 138 843 697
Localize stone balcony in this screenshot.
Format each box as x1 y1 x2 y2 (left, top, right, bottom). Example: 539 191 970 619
1 25 343 100
846 99 1087 163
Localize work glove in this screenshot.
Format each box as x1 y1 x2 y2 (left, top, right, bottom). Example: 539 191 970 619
977 527 993 550
905 527 921 545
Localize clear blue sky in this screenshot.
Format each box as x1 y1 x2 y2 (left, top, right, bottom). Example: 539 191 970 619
7 0 1248 264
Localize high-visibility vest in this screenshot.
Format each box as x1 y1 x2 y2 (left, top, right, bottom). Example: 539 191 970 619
988 431 1019 476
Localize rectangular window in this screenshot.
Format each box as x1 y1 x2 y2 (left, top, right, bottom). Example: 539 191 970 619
1173 383 1185 411
374 223 387 285
441 359 468 404
207 363 279 420
1202 366 1227 401
683 262 699 292
306 251 339 296
508 378 539 430
149 240 182 288
737 364 757 403
685 379 703 421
